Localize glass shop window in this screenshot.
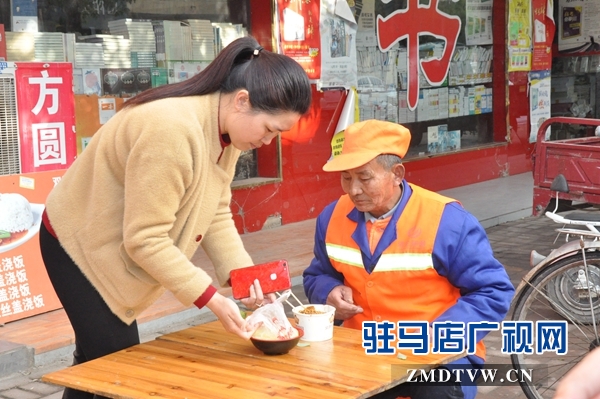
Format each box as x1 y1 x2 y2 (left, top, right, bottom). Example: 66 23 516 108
0 1 266 181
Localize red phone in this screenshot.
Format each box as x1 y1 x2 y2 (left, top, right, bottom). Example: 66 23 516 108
230 260 292 299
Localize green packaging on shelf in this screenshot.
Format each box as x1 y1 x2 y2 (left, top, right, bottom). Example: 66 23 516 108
150 67 168 87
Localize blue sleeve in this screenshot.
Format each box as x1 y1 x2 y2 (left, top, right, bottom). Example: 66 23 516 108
302 201 345 304
432 202 515 343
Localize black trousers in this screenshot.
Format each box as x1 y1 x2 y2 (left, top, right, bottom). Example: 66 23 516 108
39 222 140 399
369 367 465 399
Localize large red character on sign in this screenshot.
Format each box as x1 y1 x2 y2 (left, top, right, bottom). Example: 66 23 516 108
377 0 461 111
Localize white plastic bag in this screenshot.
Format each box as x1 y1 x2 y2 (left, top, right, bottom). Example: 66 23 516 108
246 290 297 340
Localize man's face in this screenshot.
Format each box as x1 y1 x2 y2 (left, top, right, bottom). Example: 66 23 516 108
340 159 404 218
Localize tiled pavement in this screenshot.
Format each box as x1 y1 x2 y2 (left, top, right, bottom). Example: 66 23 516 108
0 212 564 399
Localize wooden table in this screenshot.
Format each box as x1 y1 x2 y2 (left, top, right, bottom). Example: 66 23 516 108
43 321 463 399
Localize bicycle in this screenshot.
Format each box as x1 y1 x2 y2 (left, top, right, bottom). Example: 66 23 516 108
511 174 600 398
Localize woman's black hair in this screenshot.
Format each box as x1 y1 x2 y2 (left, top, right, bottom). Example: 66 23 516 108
124 36 311 115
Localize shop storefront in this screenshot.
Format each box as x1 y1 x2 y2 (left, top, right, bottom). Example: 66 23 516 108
1 0 568 325
549 0 600 137
248 0 535 230
0 0 542 239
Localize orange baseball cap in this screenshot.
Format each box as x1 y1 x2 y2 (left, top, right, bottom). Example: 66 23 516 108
323 120 411 172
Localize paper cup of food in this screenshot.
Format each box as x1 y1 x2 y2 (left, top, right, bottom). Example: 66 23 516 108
292 304 336 342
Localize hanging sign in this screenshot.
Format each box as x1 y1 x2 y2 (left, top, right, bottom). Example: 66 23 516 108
12 0 38 32
508 0 533 71
465 0 493 46
318 0 358 90
0 25 6 61
277 0 322 79
15 62 76 173
532 0 554 70
529 70 551 143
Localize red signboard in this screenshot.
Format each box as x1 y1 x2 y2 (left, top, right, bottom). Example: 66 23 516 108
15 62 76 173
277 0 321 79
0 170 64 324
531 0 554 71
0 25 6 61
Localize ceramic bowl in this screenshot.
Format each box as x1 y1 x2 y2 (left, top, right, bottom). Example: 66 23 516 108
250 327 303 355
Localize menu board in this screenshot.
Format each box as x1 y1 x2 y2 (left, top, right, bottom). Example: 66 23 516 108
0 170 64 324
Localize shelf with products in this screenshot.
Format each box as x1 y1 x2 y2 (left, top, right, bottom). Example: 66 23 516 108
357 83 494 156
398 84 493 123
357 39 495 158
550 56 600 139
446 44 493 87
399 44 493 87
403 113 494 158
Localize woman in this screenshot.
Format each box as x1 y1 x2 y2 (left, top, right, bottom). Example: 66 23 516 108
39 36 311 399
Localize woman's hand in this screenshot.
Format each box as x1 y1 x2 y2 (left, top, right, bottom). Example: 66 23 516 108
239 279 277 310
206 292 258 340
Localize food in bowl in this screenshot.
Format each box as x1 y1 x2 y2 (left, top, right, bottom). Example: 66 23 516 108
298 305 326 314
252 324 299 340
250 327 303 355
292 304 336 342
0 193 34 247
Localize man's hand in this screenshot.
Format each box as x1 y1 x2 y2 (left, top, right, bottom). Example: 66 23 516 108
327 285 363 320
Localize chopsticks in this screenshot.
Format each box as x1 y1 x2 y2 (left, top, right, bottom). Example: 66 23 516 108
276 290 306 310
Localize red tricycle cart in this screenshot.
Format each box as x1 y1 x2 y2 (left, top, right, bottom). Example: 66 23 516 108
533 116 600 215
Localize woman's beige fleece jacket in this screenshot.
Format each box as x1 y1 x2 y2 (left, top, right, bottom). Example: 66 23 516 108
45 92 253 324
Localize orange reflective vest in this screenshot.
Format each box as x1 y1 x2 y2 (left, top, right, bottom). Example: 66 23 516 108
324 184 485 360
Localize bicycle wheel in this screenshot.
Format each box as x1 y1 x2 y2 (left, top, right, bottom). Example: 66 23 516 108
511 251 600 399
547 258 600 324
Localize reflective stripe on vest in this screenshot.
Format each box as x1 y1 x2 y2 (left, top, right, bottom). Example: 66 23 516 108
325 244 434 272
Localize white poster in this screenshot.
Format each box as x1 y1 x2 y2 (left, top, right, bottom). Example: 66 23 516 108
82 69 102 96
529 70 552 143
98 98 117 125
466 0 494 45
558 0 600 52
12 16 38 33
355 0 377 47
318 0 358 90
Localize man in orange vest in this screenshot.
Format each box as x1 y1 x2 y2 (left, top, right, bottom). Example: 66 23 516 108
303 120 514 399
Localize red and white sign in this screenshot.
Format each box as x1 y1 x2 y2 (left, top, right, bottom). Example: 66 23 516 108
531 0 555 71
277 0 321 79
377 0 461 111
0 24 6 61
15 62 76 173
